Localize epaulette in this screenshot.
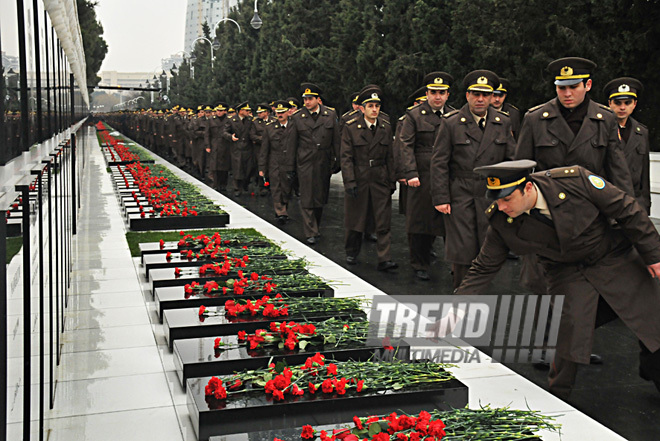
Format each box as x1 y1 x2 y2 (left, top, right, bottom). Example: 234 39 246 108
494 108 509 116
596 103 613 113
381 111 390 118
527 104 544 113
291 109 301 116
636 120 648 131
326 106 335 111
507 103 519 111
381 119 391 126
485 202 498 219
443 109 460 118
399 114 407 121
342 109 358 118
266 121 275 126
548 166 580 178
346 118 357 126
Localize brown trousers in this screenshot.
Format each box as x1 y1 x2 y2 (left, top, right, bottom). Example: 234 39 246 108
301 207 323 238
345 230 392 263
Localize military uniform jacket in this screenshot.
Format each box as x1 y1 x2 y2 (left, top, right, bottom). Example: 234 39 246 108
501 102 521 140
431 105 516 264
340 115 395 232
398 101 455 235
285 105 340 208
222 115 255 180
456 166 660 363
515 98 634 196
340 109 361 135
207 115 230 171
251 116 276 148
259 120 289 176
622 117 651 213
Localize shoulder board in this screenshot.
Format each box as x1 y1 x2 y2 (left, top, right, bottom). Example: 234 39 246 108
527 104 544 113
346 118 357 126
548 166 580 178
381 119 391 126
398 114 407 121
291 109 301 116
381 111 389 117
266 121 274 126
408 102 423 112
596 103 613 113
485 202 498 219
507 103 519 111
636 120 648 131
443 110 460 118
494 109 509 116
326 106 335 111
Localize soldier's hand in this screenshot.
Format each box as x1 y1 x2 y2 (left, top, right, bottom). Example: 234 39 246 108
345 186 359 198
205 148 211 153
259 171 264 177
407 177 420 187
647 262 660 278
232 134 239 141
435 204 451 214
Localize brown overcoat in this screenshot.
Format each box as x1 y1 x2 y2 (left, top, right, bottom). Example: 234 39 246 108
222 115 255 180
260 120 292 213
456 166 660 363
431 105 516 264
622 117 651 214
207 115 231 172
340 115 395 232
285 105 340 208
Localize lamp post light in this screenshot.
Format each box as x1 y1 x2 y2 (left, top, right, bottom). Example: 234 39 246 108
190 36 214 68
251 0 263 30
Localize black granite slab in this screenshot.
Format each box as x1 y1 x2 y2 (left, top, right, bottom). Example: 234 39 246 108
143 252 287 277
128 212 230 231
149 265 303 289
155 286 334 320
174 334 408 387
187 374 468 441
163 306 366 349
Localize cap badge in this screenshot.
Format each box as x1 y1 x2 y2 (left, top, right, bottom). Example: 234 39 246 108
434 78 443 84
371 93 379 100
618 84 630 93
560 66 573 76
477 76 488 85
304 88 312 95
487 177 501 187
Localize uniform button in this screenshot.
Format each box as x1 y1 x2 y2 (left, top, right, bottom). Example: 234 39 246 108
596 113 603 119
542 112 549 118
551 139 558 145
558 192 566 199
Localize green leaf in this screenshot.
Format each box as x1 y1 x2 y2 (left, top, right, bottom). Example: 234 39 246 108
274 360 287 373
299 340 309 350
368 423 381 436
392 383 403 390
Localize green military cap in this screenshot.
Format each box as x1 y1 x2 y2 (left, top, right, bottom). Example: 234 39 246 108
197 105 204 111
215 101 228 111
256 103 269 113
287 97 300 108
204 105 214 111
463 70 499 92
357 86 382 105
300 82 322 97
603 77 643 101
273 100 291 113
474 160 538 200
407 86 428 104
494 78 511 95
422 71 453 90
547 57 596 86
349 91 360 103
236 101 251 111
227 107 236 113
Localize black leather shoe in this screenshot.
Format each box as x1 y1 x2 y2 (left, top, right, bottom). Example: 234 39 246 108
306 237 317 245
377 261 398 271
415 270 430 281
276 215 288 225
346 256 358 265
506 252 519 260
589 354 603 365
365 233 378 242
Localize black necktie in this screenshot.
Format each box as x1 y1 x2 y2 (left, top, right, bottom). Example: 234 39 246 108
370 124 376 132
435 110 442 118
478 118 486 131
529 208 554 227
311 111 318 121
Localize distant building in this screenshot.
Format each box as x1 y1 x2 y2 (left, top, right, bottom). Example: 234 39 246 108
98 71 170 89
184 0 239 52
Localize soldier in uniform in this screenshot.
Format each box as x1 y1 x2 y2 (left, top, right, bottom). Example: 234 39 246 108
259 100 293 223
285 83 341 245
251 103 276 195
431 70 516 288
603 77 650 213
341 86 398 271
455 160 660 399
398 72 455 280
340 91 360 134
207 102 230 191
223 102 256 196
491 78 521 140
190 106 210 177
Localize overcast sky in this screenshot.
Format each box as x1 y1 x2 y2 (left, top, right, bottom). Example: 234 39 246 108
96 0 187 73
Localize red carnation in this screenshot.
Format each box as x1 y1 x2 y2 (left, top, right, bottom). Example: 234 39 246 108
199 305 206 316
301 425 315 439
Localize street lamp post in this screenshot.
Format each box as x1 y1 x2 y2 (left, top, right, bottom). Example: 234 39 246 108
251 0 263 30
190 36 214 68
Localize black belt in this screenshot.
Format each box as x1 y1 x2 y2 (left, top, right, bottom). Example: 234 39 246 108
357 159 385 167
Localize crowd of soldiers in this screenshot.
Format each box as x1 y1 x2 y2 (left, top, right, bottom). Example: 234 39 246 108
103 56 660 400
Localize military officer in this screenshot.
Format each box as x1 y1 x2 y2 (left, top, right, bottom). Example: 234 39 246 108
251 103 276 195
341 86 398 271
190 106 210 177
491 78 521 140
340 91 361 134
259 100 293 224
603 77 650 214
455 160 660 399
285 82 341 245
431 70 516 288
207 102 230 191
515 57 633 194
223 102 256 196
398 72 455 280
